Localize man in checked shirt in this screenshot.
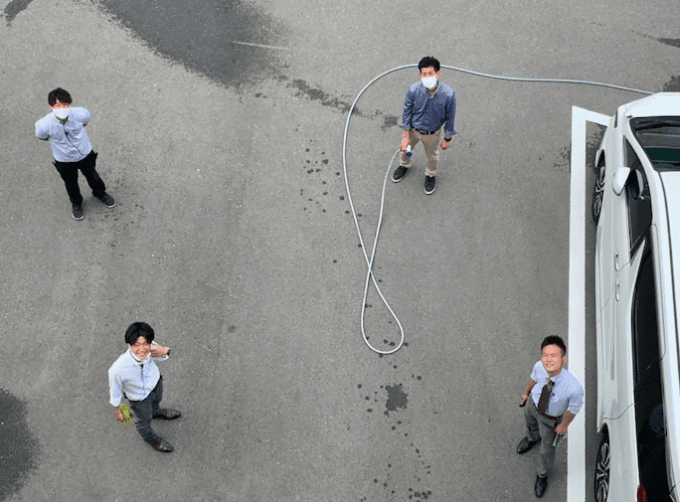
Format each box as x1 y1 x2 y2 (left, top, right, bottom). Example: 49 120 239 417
517 335 584 497
108 322 181 453
393 56 456 195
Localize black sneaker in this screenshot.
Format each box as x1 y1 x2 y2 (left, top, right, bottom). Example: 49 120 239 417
97 193 116 208
72 204 84 221
424 175 436 194
392 166 409 183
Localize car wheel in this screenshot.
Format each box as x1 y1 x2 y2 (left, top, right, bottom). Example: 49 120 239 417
595 434 610 502
592 160 605 224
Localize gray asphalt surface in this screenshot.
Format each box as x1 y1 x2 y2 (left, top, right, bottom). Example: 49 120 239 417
1 0 679 501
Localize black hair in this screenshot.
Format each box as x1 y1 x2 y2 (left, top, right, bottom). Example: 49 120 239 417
48 88 72 106
418 56 440 73
541 335 567 356
125 322 155 345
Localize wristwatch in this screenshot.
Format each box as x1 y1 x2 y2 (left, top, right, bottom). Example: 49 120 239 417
444 136 452 142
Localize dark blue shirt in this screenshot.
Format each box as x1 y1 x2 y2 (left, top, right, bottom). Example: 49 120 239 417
401 81 456 137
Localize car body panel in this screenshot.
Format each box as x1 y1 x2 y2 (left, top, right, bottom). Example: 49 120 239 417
594 93 680 501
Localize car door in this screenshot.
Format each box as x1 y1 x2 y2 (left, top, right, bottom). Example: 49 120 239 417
612 138 654 416
597 125 632 420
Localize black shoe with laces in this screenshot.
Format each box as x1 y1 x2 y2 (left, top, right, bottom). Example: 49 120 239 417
71 204 84 221
392 166 409 183
424 175 436 194
97 193 116 208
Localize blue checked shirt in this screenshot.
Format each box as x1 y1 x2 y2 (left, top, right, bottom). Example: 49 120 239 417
108 349 169 406
529 361 584 417
35 107 93 162
401 81 457 137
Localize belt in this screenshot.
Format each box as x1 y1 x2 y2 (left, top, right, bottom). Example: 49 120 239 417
531 397 560 420
413 127 440 135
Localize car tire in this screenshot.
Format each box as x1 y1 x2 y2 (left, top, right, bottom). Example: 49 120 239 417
595 433 610 502
592 160 606 224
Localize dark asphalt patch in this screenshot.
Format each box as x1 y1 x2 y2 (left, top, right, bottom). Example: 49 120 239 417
3 0 34 25
95 0 287 87
384 383 407 415
656 37 680 49
0 389 39 501
663 75 680 92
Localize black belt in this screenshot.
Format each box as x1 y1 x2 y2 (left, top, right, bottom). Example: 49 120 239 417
414 127 440 135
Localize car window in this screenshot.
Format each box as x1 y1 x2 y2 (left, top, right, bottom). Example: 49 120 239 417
630 116 680 169
625 138 653 256
631 247 660 385
632 245 672 501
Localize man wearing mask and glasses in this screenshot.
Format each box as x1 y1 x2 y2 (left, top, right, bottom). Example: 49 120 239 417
35 88 115 221
393 56 457 195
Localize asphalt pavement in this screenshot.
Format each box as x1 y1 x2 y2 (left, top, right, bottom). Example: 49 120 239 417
1 0 679 501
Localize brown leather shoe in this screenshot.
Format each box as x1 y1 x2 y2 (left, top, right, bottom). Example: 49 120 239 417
149 437 173 453
153 408 181 420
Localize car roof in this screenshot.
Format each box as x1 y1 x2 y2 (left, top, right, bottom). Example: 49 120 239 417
623 92 680 118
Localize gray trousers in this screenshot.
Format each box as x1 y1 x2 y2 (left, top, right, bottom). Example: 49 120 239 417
128 376 163 443
524 398 561 476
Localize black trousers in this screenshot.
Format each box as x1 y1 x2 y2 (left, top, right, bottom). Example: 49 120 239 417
53 150 107 205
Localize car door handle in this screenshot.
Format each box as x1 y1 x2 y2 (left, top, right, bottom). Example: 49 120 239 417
614 252 620 271
615 280 620 301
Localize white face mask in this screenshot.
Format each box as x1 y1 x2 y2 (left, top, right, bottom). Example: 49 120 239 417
421 76 438 90
53 107 69 120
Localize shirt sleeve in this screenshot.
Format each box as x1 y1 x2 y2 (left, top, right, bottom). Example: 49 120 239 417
71 107 91 126
530 360 540 382
35 119 49 139
108 369 124 407
567 382 585 415
401 87 414 131
444 91 456 137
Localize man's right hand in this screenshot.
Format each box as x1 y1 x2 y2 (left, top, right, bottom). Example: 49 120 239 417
400 137 410 152
519 394 528 407
114 406 125 423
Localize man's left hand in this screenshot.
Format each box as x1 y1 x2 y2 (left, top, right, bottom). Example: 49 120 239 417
150 342 169 357
439 138 451 150
554 423 568 436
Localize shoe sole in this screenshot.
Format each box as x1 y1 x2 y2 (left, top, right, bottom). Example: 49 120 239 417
392 177 404 183
424 186 436 194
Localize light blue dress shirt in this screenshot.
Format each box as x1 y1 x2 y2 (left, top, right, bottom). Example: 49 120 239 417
401 81 457 137
530 360 584 416
108 349 169 406
35 107 93 162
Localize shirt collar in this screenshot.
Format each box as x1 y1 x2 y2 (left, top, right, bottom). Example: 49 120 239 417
127 348 150 365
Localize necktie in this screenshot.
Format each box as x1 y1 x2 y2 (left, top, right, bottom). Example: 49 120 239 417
537 378 554 414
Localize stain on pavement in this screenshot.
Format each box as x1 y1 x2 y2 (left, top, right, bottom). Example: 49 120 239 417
3 0 34 25
95 0 287 87
0 389 39 501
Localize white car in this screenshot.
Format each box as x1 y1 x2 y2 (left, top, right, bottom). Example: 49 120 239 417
593 93 680 501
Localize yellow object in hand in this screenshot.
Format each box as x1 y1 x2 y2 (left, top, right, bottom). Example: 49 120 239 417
120 403 133 426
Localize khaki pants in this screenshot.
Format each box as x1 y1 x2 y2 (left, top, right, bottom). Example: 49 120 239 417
400 128 442 176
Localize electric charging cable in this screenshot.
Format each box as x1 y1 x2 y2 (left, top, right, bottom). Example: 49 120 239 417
343 63 653 355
